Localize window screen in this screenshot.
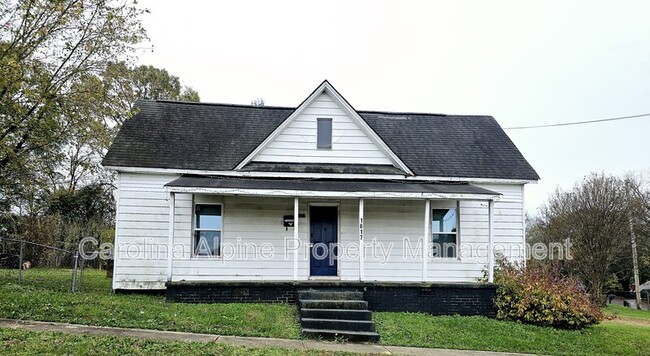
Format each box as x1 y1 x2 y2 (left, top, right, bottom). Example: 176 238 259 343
317 118 332 149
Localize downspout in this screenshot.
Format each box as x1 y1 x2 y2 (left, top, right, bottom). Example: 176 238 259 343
167 192 176 283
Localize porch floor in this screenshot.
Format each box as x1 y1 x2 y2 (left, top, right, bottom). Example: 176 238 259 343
166 280 494 289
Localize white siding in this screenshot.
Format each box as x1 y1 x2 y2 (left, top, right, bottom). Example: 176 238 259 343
172 196 295 281
360 184 525 283
113 172 186 289
113 172 525 288
471 183 526 263
252 92 393 165
363 200 424 281
171 198 362 282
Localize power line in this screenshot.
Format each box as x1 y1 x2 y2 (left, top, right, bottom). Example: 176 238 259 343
503 113 650 130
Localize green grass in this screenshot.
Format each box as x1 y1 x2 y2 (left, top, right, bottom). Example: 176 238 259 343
604 304 650 322
3 269 650 355
374 311 650 356
0 328 358 355
0 269 300 339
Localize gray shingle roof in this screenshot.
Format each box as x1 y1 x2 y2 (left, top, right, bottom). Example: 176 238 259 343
102 100 539 180
240 162 406 175
165 175 501 196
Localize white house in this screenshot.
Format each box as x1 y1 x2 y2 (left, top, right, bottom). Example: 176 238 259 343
102 81 538 327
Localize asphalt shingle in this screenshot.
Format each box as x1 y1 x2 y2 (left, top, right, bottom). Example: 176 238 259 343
102 100 539 181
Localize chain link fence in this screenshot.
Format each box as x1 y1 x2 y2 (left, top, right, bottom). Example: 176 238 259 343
0 237 88 292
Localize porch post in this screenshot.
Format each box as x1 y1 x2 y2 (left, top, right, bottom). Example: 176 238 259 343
293 197 299 281
422 199 430 282
488 199 495 283
167 192 176 283
359 198 364 281
521 185 526 267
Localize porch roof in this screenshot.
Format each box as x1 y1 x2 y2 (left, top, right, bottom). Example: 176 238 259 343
164 175 501 200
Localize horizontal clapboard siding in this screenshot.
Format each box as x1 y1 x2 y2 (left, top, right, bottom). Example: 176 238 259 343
253 92 393 165
171 198 362 282
113 172 184 290
363 200 424 282
467 184 526 262
114 173 526 288
361 184 525 283
172 196 295 281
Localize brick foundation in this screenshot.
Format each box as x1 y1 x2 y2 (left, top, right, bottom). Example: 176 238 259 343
164 281 497 317
364 284 497 316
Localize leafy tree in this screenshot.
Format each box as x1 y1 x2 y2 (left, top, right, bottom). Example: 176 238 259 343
0 1 201 256
0 0 147 213
55 63 200 194
47 183 114 224
100 62 200 125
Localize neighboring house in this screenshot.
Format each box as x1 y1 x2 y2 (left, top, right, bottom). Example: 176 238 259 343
102 80 538 317
640 281 650 292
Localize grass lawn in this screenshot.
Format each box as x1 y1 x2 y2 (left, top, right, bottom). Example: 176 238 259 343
604 304 650 322
3 268 650 355
0 269 300 339
374 307 650 356
0 328 357 356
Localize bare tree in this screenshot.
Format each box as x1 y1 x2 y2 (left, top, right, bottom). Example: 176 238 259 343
251 97 265 106
539 173 630 305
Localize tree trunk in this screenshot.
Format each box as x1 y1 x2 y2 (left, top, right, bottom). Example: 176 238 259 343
628 214 642 309
591 279 606 307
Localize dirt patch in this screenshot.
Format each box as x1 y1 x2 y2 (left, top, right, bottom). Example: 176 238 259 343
605 318 650 328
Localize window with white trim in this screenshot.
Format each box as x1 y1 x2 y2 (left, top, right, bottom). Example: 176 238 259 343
432 208 458 258
194 204 222 257
317 118 333 149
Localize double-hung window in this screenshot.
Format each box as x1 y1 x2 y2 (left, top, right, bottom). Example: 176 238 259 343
432 208 458 258
194 204 222 257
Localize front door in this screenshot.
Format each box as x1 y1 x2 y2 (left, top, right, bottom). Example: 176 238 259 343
310 206 338 276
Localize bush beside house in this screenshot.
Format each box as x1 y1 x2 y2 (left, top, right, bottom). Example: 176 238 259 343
494 262 603 329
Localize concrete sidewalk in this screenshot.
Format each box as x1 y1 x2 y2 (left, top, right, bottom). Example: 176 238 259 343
0 318 532 356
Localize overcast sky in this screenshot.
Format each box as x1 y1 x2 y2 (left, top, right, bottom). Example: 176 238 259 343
136 0 650 213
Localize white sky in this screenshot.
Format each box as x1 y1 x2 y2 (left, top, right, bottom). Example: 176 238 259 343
136 0 650 214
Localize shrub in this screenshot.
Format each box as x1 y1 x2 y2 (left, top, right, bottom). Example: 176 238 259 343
494 261 603 329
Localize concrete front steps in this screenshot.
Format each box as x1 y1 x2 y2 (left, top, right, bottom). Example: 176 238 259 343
298 290 380 343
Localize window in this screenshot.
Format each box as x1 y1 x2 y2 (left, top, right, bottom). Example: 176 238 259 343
432 208 457 258
194 204 222 257
317 118 332 149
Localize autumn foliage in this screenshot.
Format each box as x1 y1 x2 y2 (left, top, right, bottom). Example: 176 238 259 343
494 261 603 329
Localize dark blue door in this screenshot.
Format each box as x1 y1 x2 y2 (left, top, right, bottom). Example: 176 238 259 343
310 206 338 276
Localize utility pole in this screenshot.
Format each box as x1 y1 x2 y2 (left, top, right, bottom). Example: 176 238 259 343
626 179 642 309
628 214 642 309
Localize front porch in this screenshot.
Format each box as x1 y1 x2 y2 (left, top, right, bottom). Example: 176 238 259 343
162 175 502 286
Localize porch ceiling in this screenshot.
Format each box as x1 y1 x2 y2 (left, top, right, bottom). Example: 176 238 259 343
164 175 501 200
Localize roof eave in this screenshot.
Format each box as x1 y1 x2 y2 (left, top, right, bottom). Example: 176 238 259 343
103 165 538 183
164 185 500 201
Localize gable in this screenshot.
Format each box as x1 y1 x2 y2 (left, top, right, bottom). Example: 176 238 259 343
237 80 413 174
252 92 393 165
102 82 539 181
